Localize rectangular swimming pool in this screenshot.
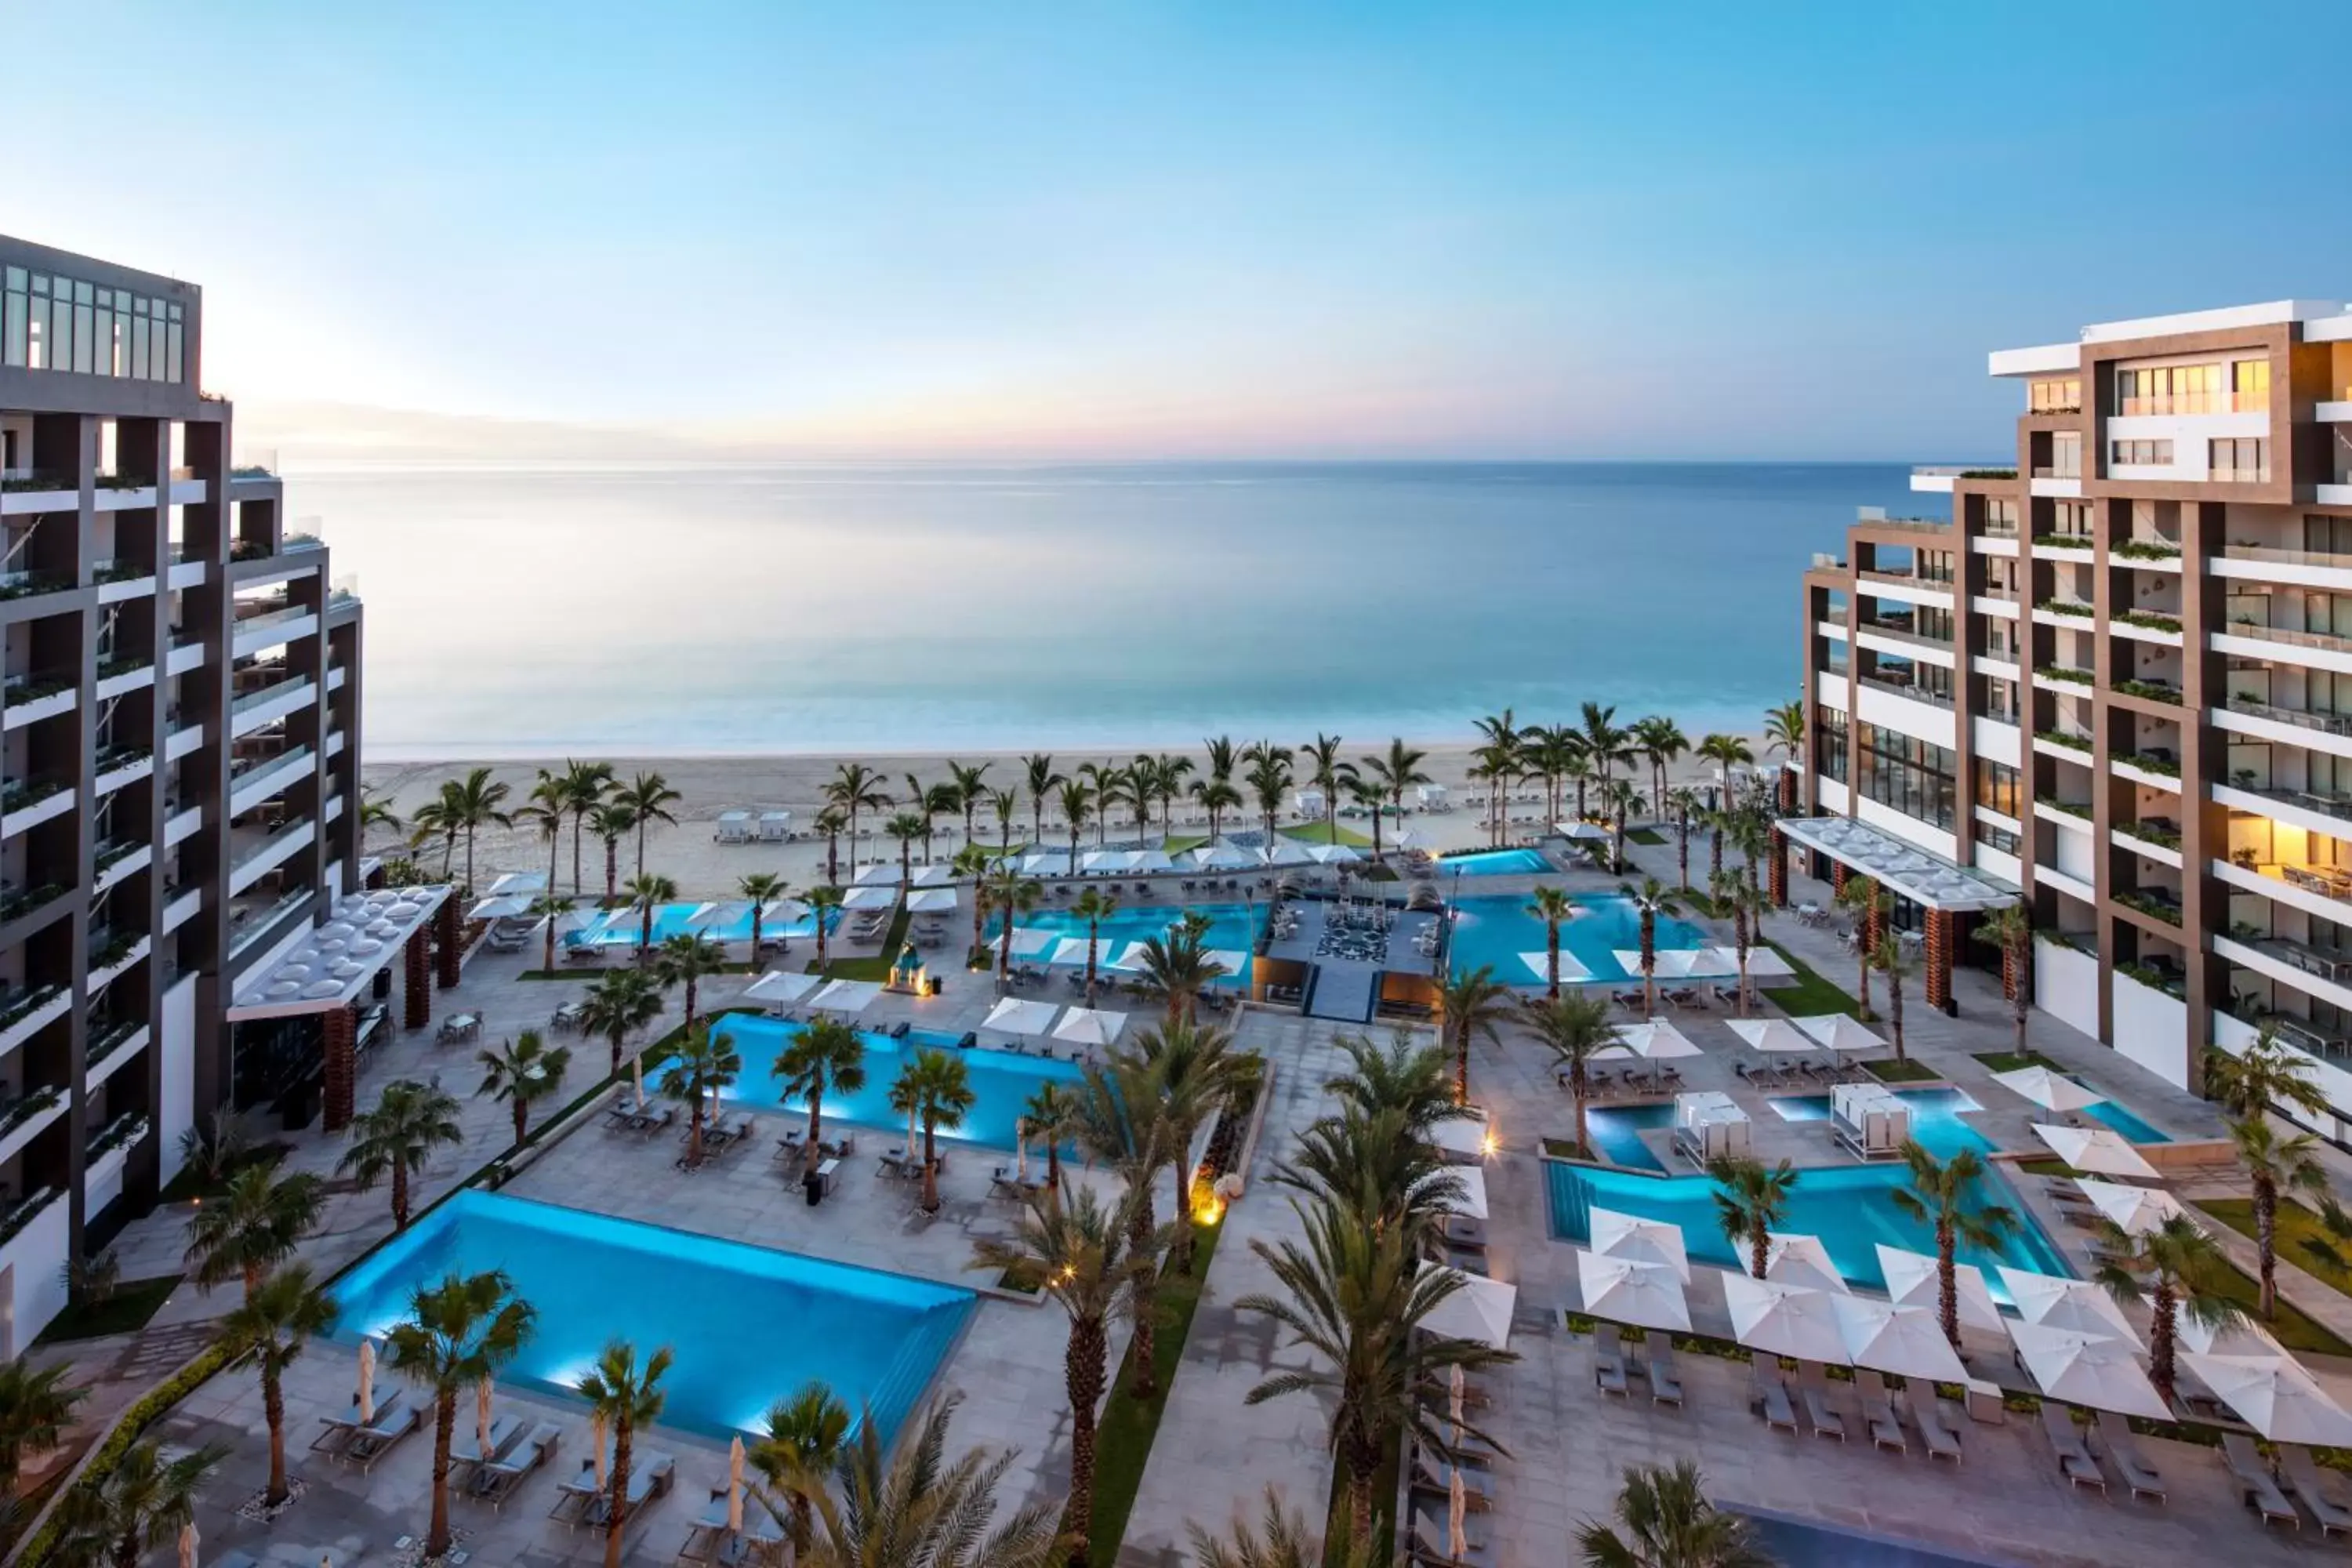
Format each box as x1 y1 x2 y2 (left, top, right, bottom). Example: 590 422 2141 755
1436 848 1552 876
1584 1104 1674 1172
711 1014 1084 1149
1446 891 1710 983
1735 1508 2020 1566
566 901 838 949
2082 1095 2170 1145
332 1191 975 1443
1767 1087 1994 1160
985 900 1258 984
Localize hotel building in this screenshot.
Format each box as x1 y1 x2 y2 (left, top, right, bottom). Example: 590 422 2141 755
1791 299 2352 1142
0 235 397 1348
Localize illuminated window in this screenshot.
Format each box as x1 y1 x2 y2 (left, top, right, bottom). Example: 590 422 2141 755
2111 439 2174 467
2232 358 2270 413
2210 438 2270 483
2030 377 2082 415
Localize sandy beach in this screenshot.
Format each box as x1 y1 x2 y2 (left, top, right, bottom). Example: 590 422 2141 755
360 732 1776 898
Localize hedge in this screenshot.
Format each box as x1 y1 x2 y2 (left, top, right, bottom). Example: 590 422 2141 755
14 1341 236 1568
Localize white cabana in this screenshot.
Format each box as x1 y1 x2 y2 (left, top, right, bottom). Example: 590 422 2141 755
1725 1017 1819 1055
1293 788 1327 818
2006 1322 2169 1420
853 863 906 887
1259 838 1316 867
982 997 1061 1038
1005 927 1059 959
1130 849 1175 873
1022 852 1076 877
1795 1014 1887 1054
1613 948 1709 980
1720 1273 1849 1363
742 970 823 1008
2031 1123 2160 1181
1518 949 1596 985
1573 1250 1692 1333
1588 1207 1691 1281
1192 843 1257 871
2074 1178 2189 1236
1047 937 1107 968
1998 1267 2141 1343
1556 821 1613 842
1672 1091 1751 1162
1306 842 1362 866
1416 783 1450 810
841 885 898 912
1081 851 1135 875
1764 1233 1849 1295
1831 1297 1968 1382
486 872 546 898
905 887 958 914
1699 946 1795 982
1988 1065 2103 1112
2181 1353 2352 1444
807 978 884 1016
1053 1007 1129 1048
1875 1245 2003 1333
1417 1265 1518 1349
715 810 753 842
758 810 793 841
909 865 952 887
469 894 533 921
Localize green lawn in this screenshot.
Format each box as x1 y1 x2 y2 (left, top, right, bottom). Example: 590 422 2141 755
1284 822 1374 848
34 1276 183 1345
1973 1050 2061 1073
1867 1057 1940 1083
2196 1251 2352 1356
2201 1198 2352 1300
1628 827 1668 846
1762 941 1863 1019
1163 835 1207 853
1087 1212 1228 1561
822 906 911 982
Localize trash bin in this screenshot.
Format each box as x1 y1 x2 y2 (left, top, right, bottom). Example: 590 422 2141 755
804 1168 825 1207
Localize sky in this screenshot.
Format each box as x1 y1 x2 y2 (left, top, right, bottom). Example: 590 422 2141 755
12 1 2348 460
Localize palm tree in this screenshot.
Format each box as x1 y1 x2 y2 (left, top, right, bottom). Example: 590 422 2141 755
1706 1155 1798 1279
1237 1196 1515 1544
1522 993 1615 1156
1148 752 1195 840
949 759 993 844
989 788 1018 850
1763 700 1806 810
561 758 615 894
623 872 677 960
1527 885 1576 998
1299 734 1348 844
814 806 848 887
1076 1054 1173 1396
1711 869 1768 1017
1886 1142 2015 1346
1130 927 1229 1024
1192 776 1243 844
528 891 573 971
2230 1113 2330 1318
576 1341 671 1568
220 1263 337 1506
55 1437 224 1568
579 968 662 1076
972 1189 1158 1568
1022 753 1064 848
358 792 404 844
589 801 637 900
800 1392 1060 1568
1695 732 1754 813
824 763 893 869
1871 934 1910 1061
1022 1081 1080 1200
2205 1025 2332 1121
438 765 514 896
1576 1459 1774 1568
1241 742 1294 847
953 842 994 956
476 1029 573 1147
1355 739 1429 861
884 811 925 884
183 1164 325 1302
1057 777 1094 867
1322 1028 1462 1134
407 793 459 877
1276 1103 1464 1240
0 1354 87 1491
1439 964 1512 1105
749 1381 851 1559
613 770 683 882
891 1049 975 1214
1970 902 2034 1060
1472 709 1519 845
517 770 569 959
924 782 963 862
338 1080 463 1229
1189 1485 1374 1568
1072 887 1117 1005
779 1016 868 1152
655 931 729 1034
1665 786 1701 890
982 861 1044 983
2092 1215 2239 1407
807 884 847 969
1630 717 1690 828
1626 877 1675 1018
664 1023 742 1167
1136 1021 1240 1272
1524 725 1575 827
739 871 789 960
1581 702 1632 806
1834 873 1885 1018
385 1269 536 1559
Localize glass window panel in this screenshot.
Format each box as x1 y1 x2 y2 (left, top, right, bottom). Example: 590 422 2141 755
168 302 182 322
167 322 183 383
132 315 148 379
30 274 47 296
73 281 92 306
73 304 93 372
2 292 21 368
2 267 19 290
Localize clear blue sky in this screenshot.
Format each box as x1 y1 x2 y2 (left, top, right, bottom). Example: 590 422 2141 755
16 1 2345 459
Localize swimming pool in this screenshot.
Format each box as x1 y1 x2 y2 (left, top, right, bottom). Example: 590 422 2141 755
1546 1159 2070 1298
985 900 1259 985
1584 1104 1673 1172
332 1191 974 1443
710 1014 1083 1149
1437 848 1552 877
1735 1508 2017 1567
1445 891 1709 983
1767 1087 1994 1161
2082 1095 2171 1145
564 901 839 949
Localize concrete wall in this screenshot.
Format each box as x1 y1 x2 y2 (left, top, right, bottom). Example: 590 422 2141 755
2034 936 2101 1042
2111 967 2190 1090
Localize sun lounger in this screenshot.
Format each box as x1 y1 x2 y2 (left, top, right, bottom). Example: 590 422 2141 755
1796 1362 1846 1442
471 1421 561 1508
1409 1452 1492 1512
311 1388 406 1454
2280 1446 2352 1536
1592 1324 1631 1396
1642 1338 1684 1408
2039 1404 2106 1493
1854 1370 1905 1454
448 1414 527 1483
2094 1412 2165 1504
2223 1434 2300 1529
339 1403 419 1472
568 1450 677 1530
1906 1381 1962 1463
1751 1363 1798 1435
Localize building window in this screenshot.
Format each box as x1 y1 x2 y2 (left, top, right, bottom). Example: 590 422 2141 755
2031 377 2082 415
2111 439 2174 467
2051 500 2092 539
2118 362 2222 416
1856 723 1957 830
1817 705 1849 785
0 267 185 384
1975 760 2021 818
1918 550 1955 584
1915 606 1955 642
1983 498 2020 537
2232 357 2270 414
1974 821 2022 856
2043 432 2082 480
1981 677 2019 721
2211 437 2270 484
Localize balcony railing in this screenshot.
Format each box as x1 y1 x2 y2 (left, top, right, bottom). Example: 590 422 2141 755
0 1187 62 1247
227 885 313 955
1857 621 1953 650
85 1111 148 1162
233 604 310 641
2118 391 2267 416
1 778 69 817
0 882 65 923
2225 620 2352 656
0 984 64 1031
2115 888 2184 927
2223 544 2352 571
2236 785 2352 830
231 678 311 717
1855 674 1954 710
2224 697 2352 737
231 744 315 784
2115 539 2183 562
2113 678 2183 706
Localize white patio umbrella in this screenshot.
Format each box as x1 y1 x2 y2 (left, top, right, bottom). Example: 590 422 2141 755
1022 852 1074 877
1260 838 1316 867
680 900 739 931
2074 1178 2190 1236
2182 1352 2352 1444
1831 1297 1967 1381
476 1376 494 1456
1875 1245 2003 1332
1307 842 1362 866
1588 1206 1691 1280
1081 850 1134 874
2031 1123 2160 1181
1425 1114 1491 1162
982 996 1060 1037
2006 1322 2169 1419
1613 949 1706 980
1700 946 1795 981
355 1339 378 1423
1054 1007 1129 1049
905 887 957 914
1556 821 1613 841
840 884 898 912
1130 849 1175 873
2180 1314 2282 1357
468 894 533 920
808 978 884 1015
1998 1267 2142 1344
1192 842 1256 870
1005 926 1059 959
1764 1233 1849 1295
1573 1249 1693 1332
742 970 822 1008
1726 1017 1820 1055
1200 948 1250 978
728 1435 746 1532
1047 937 1103 968
853 862 906 886
1518 949 1596 984
1721 1272 1849 1363
760 897 812 927
1416 1263 1518 1348
1601 1022 1704 1087
487 872 546 897
1795 1014 1887 1054
1988 1065 2103 1112
909 864 953 887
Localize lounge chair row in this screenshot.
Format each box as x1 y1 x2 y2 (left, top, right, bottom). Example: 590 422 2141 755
1405 1354 1500 1566
1736 1357 1963 1462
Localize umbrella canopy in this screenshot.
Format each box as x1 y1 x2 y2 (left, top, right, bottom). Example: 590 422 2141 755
2180 1314 2282 1357
1307 842 1362 865
1700 946 1795 980
1104 942 1154 974
1721 1272 1849 1363
1518 949 1596 984
904 887 958 914
841 885 898 912
1574 1249 1693 1331
1613 948 1706 979
760 898 812 925
1589 1207 1690 1279
486 872 546 897
1556 820 1613 841
1875 1245 2004 1332
1998 1267 2142 1344
1606 1021 1704 1062
1795 1014 1888 1054
2074 1178 2190 1236
2181 1352 2352 1444
1831 1297 1967 1381
1764 1233 1849 1295
1988 1065 2103 1112
1081 850 1135 874
909 865 953 887
2031 1123 2161 1181
1022 852 1075 877
356 1339 376 1424
1200 948 1250 978
1005 926 1059 958
982 997 1061 1037
1416 1263 1518 1348
2006 1322 2169 1420
1192 843 1257 870
1725 1017 1821 1055
1259 838 1316 867
681 901 739 931
853 863 906 887
1414 1163 1488 1221
742 970 822 1007
808 978 884 1015
1425 1115 1491 1161
1047 937 1106 967
468 894 533 921
1131 849 1176 873
1053 1007 1129 1048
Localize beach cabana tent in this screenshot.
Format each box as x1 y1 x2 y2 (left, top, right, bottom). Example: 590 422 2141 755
1417 1264 1518 1349
1555 821 1613 842
904 887 957 914
2074 1178 2189 1236
2181 1353 2352 1444
2006 1323 2169 1420
841 885 898 912
1588 1207 1690 1280
486 873 546 898
1416 783 1449 810
1988 1065 2103 1112
1795 1014 1887 1054
1831 1297 1968 1382
982 997 1061 1038
742 971 822 1010
2031 1123 2160 1181
1573 1250 1690 1333
1720 1273 1849 1363
1518 950 1596 985
468 895 533 921
1053 1007 1129 1049
853 863 905 887
807 978 884 1016
1764 1233 1849 1295
1875 1245 2003 1332
1998 1267 2141 1343
1005 927 1059 959
1259 838 1316 868
1192 843 1257 871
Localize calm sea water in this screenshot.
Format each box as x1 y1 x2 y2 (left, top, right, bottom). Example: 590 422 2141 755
293 461 1944 758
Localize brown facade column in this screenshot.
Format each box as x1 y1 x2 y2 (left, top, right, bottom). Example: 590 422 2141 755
435 899 462 989
323 1006 357 1131
1767 828 1788 907
1831 860 1849 897
2002 932 2020 1003
404 931 431 1029
1777 765 1795 815
1925 909 1954 1014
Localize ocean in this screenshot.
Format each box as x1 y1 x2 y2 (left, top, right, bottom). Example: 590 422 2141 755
296 460 1945 759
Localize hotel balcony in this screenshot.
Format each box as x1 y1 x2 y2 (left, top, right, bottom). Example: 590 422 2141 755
1908 466 2013 495
2216 543 2352 594
2213 619 2352 677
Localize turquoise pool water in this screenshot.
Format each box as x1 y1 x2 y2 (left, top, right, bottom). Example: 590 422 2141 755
1446 891 1708 983
985 899 1258 985
1584 1104 1673 1172
1546 1160 2070 1298
1437 848 1551 876
332 1191 973 1442
711 1014 1083 1148
565 901 838 949
1767 1087 1994 1160
2082 1095 2170 1145
1737 1510 2009 1567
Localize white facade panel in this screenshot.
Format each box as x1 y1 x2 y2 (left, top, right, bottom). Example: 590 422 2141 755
1853 796 1958 862
2111 968 2190 1091
158 973 199 1189
1854 682 1957 751
1970 718 2021 768
2034 937 2101 1042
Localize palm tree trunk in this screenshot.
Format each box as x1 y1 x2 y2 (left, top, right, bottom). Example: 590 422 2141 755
1889 972 1906 1061
1548 927 1561 999
1127 1195 1160 1397
605 837 619 901
464 827 477 896
428 1393 456 1557
1453 1025 1469 1106
690 1100 706 1166
922 1122 940 1213
263 1366 289 1504
573 818 585 893
635 818 648 882
1067 1316 1107 1568
1573 1078 1588 1154
2150 1290 2178 1407
808 1085 825 1153
1751 1230 1769 1279
2256 1178 2279 1318
513 1100 528 1146
1171 1129 1196 1274
1937 1222 1959 1347
606 1425 633 1568
392 1163 410 1229
1086 924 1099 1007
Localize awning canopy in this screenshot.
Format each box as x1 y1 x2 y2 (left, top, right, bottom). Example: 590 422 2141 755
841 885 898 912
485 872 546 898
1775 815 2019 913
909 865 952 887
469 894 533 921
1005 926 1059 958
1425 1114 1490 1161
853 863 905 887
1795 1014 1887 1054
1555 821 1613 841
228 885 457 1021
1192 843 1257 870
1573 1250 1690 1333
2074 1178 2190 1236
